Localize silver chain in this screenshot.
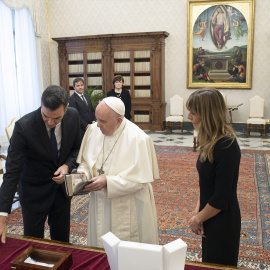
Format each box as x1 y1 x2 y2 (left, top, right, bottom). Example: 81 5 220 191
97 122 126 175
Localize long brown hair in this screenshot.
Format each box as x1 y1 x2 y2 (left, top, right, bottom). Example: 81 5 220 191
186 88 235 163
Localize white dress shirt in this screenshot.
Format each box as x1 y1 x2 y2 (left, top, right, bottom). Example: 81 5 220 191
46 122 62 156
75 91 88 105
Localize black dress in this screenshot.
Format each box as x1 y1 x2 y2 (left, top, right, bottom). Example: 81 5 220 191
107 89 132 120
197 137 241 266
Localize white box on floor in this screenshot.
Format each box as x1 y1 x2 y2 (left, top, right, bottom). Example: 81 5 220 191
163 238 187 270
118 241 163 270
101 232 121 270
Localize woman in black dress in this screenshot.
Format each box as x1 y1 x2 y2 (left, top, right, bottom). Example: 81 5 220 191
107 75 132 120
187 88 241 266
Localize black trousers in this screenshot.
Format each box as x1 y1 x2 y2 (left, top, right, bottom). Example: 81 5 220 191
22 187 71 242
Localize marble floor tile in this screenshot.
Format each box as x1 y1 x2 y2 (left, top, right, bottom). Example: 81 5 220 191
146 130 270 151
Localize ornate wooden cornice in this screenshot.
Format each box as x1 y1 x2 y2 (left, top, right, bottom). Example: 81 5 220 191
52 31 169 43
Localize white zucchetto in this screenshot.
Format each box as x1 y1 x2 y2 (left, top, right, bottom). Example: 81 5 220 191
102 97 125 116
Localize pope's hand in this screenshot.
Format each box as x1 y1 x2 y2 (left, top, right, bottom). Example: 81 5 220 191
83 175 107 191
0 216 7 244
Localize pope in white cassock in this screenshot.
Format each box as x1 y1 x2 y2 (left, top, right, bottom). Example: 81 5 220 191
76 97 159 248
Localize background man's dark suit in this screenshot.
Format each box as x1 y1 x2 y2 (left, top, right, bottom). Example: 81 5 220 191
0 107 81 241
69 93 95 138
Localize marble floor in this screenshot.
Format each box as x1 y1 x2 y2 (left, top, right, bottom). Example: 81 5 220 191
146 129 270 150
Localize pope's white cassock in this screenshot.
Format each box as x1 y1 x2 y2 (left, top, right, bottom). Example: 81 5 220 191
76 117 159 248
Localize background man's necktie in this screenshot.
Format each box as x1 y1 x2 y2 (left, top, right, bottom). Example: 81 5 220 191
81 94 88 105
50 127 58 160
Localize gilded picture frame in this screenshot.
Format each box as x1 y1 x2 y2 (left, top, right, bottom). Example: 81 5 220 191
187 0 255 89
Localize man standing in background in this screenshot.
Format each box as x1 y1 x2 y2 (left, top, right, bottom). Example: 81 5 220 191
69 78 96 139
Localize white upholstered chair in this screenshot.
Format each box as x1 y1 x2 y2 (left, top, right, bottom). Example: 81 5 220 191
193 129 199 152
5 118 19 141
166 95 184 134
247 95 266 137
0 153 19 202
0 154 7 187
220 91 226 104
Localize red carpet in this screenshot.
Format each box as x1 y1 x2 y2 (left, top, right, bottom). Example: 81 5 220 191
7 146 270 269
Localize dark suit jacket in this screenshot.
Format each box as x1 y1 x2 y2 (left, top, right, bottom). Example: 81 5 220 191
68 93 96 134
0 107 81 214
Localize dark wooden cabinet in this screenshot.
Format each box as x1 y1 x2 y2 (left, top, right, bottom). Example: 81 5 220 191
53 31 169 130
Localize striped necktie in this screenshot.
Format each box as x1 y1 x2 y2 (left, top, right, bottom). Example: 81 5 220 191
81 94 88 105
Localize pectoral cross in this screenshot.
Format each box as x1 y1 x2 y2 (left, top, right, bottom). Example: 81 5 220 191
97 166 104 175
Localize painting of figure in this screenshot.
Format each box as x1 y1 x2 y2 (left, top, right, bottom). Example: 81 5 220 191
194 20 208 41
189 1 253 88
232 18 248 39
210 6 231 50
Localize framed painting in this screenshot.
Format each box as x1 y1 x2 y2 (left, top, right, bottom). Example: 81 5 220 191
187 0 255 89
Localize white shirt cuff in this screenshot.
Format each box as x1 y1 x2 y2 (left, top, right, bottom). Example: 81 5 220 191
0 212 8 217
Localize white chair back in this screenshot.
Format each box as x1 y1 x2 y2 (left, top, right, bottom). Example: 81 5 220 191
5 118 19 141
249 95 264 118
0 154 7 187
0 157 3 172
219 91 226 104
170 95 183 116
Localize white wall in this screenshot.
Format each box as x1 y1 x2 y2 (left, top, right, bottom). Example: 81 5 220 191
46 0 270 123
39 0 51 89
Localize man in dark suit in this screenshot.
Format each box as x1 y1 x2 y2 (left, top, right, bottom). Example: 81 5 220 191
0 85 81 244
69 78 96 139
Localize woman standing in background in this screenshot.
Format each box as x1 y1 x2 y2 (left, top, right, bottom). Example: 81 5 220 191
187 88 241 266
107 75 132 120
